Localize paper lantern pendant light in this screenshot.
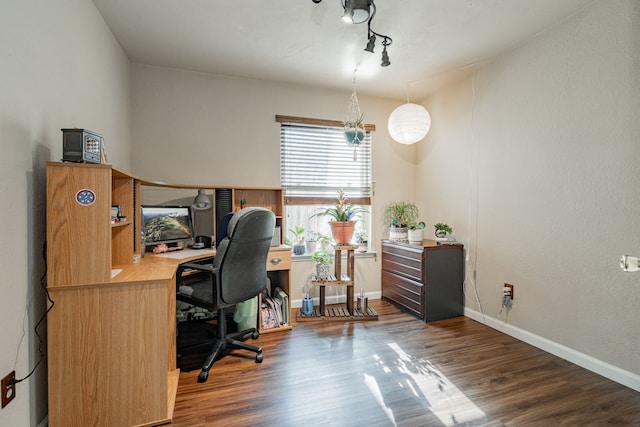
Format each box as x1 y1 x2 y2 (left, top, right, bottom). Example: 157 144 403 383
388 103 431 145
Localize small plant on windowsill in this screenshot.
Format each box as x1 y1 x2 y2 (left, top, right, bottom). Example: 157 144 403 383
289 225 306 255
318 233 334 254
306 231 320 254
355 230 368 253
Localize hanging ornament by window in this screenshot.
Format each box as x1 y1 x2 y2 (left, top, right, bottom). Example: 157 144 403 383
343 70 365 160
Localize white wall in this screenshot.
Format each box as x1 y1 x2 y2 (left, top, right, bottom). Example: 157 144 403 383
418 0 639 385
131 64 417 301
0 1 131 425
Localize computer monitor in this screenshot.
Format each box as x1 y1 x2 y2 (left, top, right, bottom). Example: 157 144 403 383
141 205 193 248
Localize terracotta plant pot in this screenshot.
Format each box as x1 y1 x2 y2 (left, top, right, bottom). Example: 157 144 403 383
329 221 355 245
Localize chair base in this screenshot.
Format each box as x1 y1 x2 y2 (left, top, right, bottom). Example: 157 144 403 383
196 328 263 382
177 317 263 382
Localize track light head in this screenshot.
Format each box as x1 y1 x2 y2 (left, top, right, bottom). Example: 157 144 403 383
364 34 376 53
341 0 371 24
342 6 354 23
381 45 390 67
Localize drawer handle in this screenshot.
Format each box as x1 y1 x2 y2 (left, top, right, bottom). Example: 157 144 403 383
270 258 282 265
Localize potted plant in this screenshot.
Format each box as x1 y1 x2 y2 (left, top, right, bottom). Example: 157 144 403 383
407 221 426 243
318 233 334 254
434 223 453 241
311 249 333 280
306 231 320 254
311 189 367 245
343 112 365 145
382 201 419 241
288 225 306 255
355 230 368 253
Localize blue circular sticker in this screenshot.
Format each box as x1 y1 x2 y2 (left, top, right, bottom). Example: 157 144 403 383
76 189 96 206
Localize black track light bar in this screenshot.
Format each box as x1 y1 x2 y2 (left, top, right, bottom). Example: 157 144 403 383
311 0 393 67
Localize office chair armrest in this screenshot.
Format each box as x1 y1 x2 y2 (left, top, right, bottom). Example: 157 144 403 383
177 262 221 308
177 262 214 274
177 262 222 288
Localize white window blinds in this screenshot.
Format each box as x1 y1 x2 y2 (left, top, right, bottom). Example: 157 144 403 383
278 116 372 205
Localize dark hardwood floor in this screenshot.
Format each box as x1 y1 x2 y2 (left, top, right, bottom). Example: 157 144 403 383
172 300 640 426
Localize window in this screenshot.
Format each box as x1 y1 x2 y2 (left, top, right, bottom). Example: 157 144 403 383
277 115 373 249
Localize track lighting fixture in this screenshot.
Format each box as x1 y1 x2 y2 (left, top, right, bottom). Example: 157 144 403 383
341 0 371 24
311 0 393 67
364 34 376 53
380 38 391 67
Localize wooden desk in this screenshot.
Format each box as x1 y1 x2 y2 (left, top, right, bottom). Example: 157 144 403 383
46 162 290 426
47 247 289 427
47 251 209 427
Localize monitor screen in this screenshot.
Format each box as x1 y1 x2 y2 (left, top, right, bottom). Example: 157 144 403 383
142 205 193 246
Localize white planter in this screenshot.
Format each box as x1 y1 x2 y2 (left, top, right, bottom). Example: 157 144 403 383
316 263 331 280
389 226 408 241
306 241 317 254
408 229 424 243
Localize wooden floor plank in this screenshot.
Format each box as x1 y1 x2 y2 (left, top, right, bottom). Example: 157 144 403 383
172 300 640 426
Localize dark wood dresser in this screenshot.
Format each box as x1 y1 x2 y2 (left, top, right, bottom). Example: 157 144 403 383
381 239 464 322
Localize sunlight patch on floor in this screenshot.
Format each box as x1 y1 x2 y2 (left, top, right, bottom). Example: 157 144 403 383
364 373 398 425
364 342 485 426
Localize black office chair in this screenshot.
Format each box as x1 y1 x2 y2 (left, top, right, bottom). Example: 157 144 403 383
176 207 275 382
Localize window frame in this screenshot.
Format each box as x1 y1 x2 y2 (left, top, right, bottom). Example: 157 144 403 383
276 115 375 206
277 115 374 250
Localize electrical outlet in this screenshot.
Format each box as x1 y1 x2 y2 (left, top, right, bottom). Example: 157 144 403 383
501 283 514 309
505 283 514 300
1 371 16 408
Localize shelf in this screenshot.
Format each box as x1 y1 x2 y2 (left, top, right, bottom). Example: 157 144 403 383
259 324 292 334
111 220 131 228
310 274 353 285
295 306 378 322
303 245 376 322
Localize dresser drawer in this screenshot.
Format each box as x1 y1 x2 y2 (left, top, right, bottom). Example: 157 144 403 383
266 247 291 271
381 243 423 282
381 270 424 320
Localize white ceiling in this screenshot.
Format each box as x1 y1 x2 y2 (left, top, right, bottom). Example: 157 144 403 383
92 0 593 100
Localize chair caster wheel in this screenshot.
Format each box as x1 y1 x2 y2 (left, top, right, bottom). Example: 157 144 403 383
251 331 259 340
255 353 263 363
197 371 209 383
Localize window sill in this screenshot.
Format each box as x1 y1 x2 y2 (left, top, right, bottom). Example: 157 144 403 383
291 251 377 262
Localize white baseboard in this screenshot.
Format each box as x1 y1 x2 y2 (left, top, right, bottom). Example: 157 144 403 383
291 291 381 308
464 308 640 392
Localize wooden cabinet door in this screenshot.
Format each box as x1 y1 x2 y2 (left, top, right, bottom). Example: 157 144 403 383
47 162 111 287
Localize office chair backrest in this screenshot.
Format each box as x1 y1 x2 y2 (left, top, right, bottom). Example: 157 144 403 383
216 211 234 244
213 207 275 305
